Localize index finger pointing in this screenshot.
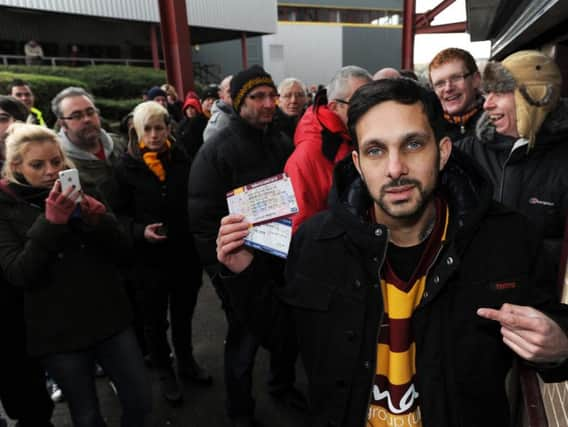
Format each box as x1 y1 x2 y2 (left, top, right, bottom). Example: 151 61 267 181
477 307 543 331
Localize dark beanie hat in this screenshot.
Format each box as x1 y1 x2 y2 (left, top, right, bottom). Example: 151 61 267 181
230 65 276 111
147 86 167 100
202 85 219 100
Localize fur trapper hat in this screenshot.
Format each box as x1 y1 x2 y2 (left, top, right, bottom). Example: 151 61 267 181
482 50 561 148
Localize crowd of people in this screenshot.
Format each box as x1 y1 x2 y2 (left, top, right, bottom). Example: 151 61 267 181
0 45 568 427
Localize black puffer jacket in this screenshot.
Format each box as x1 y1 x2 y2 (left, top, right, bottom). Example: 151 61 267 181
188 114 293 270
225 150 568 427
454 99 568 269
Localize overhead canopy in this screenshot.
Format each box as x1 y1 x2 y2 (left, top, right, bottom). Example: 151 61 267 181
0 0 278 44
466 0 568 58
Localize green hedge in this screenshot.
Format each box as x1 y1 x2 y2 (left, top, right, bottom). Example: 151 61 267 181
0 71 87 126
96 97 141 122
0 65 205 126
0 64 166 99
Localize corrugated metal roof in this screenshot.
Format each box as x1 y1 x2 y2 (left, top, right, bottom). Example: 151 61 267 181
0 0 277 33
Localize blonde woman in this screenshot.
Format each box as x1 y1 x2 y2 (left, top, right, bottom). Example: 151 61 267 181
113 101 211 404
0 124 151 427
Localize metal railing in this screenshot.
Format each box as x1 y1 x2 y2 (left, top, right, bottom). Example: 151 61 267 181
0 54 164 67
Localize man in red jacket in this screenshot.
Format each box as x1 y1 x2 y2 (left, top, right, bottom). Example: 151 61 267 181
284 65 372 233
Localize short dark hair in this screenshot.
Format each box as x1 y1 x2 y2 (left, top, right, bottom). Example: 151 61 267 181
0 95 29 122
8 79 31 93
348 78 447 149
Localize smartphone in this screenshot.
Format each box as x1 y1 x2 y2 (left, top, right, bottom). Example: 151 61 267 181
156 225 168 236
58 168 83 202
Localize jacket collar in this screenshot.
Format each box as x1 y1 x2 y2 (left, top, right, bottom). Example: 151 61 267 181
58 128 115 161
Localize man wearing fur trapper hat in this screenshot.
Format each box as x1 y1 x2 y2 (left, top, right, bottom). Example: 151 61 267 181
455 50 568 271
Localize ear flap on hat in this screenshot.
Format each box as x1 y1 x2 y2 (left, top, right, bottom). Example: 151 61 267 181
518 84 555 107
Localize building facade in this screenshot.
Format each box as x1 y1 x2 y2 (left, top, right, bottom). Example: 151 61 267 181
193 0 403 87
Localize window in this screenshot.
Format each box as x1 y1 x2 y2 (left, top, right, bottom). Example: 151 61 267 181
278 6 402 25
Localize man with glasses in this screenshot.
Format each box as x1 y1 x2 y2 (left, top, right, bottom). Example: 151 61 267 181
284 65 372 233
51 86 126 203
188 65 295 427
429 48 484 141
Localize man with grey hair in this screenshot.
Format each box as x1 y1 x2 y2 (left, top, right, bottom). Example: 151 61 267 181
274 77 308 139
203 74 234 141
284 65 372 232
52 87 126 203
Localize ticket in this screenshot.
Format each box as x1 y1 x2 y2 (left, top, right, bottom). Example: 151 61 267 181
226 173 298 225
244 218 293 258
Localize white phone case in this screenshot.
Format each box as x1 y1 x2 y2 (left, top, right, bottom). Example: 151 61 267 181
58 168 83 201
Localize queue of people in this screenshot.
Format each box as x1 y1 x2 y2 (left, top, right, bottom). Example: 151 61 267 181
1 45 568 427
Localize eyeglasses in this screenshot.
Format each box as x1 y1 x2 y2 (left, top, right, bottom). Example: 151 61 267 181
281 92 307 100
432 72 473 91
60 107 100 121
334 99 350 106
247 92 279 102
0 114 12 123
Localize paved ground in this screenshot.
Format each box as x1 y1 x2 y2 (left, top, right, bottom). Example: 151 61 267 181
1 274 308 427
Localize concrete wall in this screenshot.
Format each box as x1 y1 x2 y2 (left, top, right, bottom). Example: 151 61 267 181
262 23 342 88
342 26 401 74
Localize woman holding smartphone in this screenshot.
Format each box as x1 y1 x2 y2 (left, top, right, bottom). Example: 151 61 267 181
113 101 210 405
0 97 56 426
0 124 151 427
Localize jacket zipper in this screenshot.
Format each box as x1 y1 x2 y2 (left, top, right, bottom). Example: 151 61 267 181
498 152 513 203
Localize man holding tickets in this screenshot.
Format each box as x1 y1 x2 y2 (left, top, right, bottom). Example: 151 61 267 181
216 78 568 427
188 65 301 427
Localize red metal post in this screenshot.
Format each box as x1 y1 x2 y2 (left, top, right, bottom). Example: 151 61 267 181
157 0 194 98
241 32 248 69
150 24 161 70
402 0 416 70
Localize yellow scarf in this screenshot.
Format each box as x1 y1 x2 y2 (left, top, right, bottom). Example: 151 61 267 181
139 140 171 182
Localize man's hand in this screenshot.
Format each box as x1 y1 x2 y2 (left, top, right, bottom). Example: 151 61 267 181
477 303 568 363
216 214 254 274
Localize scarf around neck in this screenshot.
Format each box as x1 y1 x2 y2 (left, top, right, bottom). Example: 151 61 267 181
138 140 171 182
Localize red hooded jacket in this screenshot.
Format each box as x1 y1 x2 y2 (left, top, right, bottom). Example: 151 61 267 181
284 103 351 233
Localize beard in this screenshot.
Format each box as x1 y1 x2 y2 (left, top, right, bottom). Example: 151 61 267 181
376 177 434 221
70 124 101 150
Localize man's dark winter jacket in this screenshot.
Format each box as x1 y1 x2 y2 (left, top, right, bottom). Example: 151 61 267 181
188 112 294 270
225 150 568 427
454 98 568 269
442 96 484 143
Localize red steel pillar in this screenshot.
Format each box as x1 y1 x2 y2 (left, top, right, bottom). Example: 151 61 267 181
241 32 248 69
150 24 161 70
402 0 416 70
157 0 194 97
